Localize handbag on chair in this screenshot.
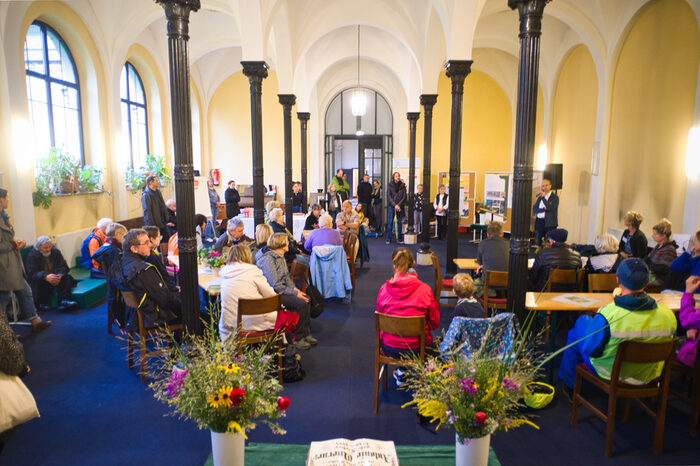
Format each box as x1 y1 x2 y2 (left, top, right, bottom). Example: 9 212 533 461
0 372 40 433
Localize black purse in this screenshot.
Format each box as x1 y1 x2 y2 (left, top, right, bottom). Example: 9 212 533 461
305 284 325 318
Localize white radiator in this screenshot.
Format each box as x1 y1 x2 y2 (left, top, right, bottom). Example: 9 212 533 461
52 227 93 268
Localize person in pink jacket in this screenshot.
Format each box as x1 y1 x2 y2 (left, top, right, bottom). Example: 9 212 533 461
376 248 440 359
678 276 700 367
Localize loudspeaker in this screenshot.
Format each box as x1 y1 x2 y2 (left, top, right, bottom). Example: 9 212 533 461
544 163 563 190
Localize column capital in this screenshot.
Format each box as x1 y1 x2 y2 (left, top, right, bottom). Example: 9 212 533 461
156 0 200 37
406 112 420 122
420 94 438 107
297 112 310 122
278 94 296 107
508 0 550 36
241 61 269 80
444 60 473 83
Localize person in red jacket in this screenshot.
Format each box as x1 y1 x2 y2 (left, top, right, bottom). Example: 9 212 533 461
376 247 440 358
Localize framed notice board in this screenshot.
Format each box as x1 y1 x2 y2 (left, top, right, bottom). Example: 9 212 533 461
437 171 476 226
483 171 543 232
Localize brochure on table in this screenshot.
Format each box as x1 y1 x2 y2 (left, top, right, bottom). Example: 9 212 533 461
483 171 543 232
437 171 475 226
307 438 398 466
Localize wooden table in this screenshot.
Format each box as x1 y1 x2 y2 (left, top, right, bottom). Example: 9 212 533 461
525 292 681 312
453 257 535 271
168 255 221 296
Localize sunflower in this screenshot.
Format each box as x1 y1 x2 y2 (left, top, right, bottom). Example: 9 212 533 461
207 392 223 408
218 363 240 374
216 385 234 408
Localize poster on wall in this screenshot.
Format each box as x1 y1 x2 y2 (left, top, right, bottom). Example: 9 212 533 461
193 176 213 218
484 173 509 216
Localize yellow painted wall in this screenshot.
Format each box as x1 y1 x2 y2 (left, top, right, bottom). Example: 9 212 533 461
603 0 699 234
551 45 598 243
208 70 301 205
415 70 512 203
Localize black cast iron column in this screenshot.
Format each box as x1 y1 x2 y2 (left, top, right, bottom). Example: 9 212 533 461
445 60 472 276
241 61 268 227
507 0 550 324
419 95 437 256
406 112 420 233
156 0 200 334
297 112 310 212
279 94 296 228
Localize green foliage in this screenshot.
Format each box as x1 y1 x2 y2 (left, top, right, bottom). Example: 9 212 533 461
32 147 103 209
126 154 170 191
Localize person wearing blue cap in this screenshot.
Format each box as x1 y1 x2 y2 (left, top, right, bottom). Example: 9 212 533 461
558 258 677 390
528 228 582 291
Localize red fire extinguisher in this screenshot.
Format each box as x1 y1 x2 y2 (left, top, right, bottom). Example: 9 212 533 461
210 169 220 186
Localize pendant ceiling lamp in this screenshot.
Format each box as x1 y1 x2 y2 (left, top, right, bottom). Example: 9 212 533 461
351 25 366 117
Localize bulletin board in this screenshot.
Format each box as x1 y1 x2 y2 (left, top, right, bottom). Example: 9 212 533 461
437 171 476 226
483 171 543 232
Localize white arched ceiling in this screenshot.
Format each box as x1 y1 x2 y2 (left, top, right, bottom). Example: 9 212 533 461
446 0 488 58
191 47 243 108
292 25 420 112
421 6 447 94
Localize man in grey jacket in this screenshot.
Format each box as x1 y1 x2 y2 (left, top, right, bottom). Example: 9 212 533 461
142 176 172 243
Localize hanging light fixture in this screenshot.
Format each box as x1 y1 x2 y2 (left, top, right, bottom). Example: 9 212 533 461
351 25 366 117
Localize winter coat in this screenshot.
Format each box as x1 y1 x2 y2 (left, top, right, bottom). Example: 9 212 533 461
645 241 678 285
208 187 220 209
532 192 559 228
25 245 76 297
387 180 407 208
219 262 278 342
304 213 320 230
678 292 700 368
331 176 350 199
257 249 296 296
414 192 425 212
325 191 343 213
309 245 352 300
224 187 240 218
0 309 27 376
0 212 25 291
357 181 372 207
529 242 582 291
142 187 169 229
376 272 440 349
370 185 383 207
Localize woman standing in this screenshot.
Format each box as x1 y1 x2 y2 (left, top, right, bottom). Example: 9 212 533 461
207 178 220 226
618 211 647 259
325 184 343 226
433 185 448 240
371 179 383 233
224 180 240 219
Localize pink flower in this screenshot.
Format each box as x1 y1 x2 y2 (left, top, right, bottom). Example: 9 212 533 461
460 379 478 395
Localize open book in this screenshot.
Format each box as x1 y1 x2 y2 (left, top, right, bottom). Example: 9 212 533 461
307 438 398 466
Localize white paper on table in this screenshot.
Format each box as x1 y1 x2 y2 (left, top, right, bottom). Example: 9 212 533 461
550 294 601 307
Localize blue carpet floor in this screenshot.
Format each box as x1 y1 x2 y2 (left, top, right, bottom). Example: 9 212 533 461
2 236 700 465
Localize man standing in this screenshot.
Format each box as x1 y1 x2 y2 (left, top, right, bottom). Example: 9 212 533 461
528 228 582 291
224 180 241 219
386 172 407 244
25 236 77 311
292 182 304 213
532 178 559 247
414 184 425 235
142 175 171 243
357 174 372 213
0 188 51 333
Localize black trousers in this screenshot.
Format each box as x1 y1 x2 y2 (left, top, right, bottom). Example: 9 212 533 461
534 219 555 248
33 274 75 307
437 215 447 240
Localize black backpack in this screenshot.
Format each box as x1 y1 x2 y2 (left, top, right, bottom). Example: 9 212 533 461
282 344 305 383
306 284 325 318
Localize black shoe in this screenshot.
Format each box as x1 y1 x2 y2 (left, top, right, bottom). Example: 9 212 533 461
57 300 78 311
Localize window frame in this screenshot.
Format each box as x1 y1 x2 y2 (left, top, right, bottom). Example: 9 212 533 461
121 61 150 169
24 20 85 165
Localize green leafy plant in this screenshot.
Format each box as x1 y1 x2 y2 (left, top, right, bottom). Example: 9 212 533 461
126 154 170 191
32 147 103 208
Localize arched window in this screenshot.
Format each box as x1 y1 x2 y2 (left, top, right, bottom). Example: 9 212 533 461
24 21 83 164
120 62 149 169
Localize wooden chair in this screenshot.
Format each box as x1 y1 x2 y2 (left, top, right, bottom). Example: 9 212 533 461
482 270 508 315
238 295 284 383
343 232 359 289
546 267 585 292
373 312 426 414
430 253 457 307
587 273 618 293
290 261 309 293
669 343 700 436
100 262 115 334
123 290 184 382
571 339 678 456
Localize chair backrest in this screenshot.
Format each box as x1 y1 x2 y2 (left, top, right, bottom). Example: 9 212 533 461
374 312 426 361
159 243 169 266
237 294 282 328
484 270 508 288
588 273 618 293
547 268 584 292
431 253 442 298
343 231 358 261
610 339 678 385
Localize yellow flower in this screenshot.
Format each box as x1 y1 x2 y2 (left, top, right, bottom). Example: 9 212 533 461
208 393 223 408
227 421 248 439
218 363 240 374
416 399 448 431
502 419 540 432
209 386 234 408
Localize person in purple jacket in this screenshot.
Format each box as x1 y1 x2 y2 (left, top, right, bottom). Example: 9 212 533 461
678 276 700 368
304 214 342 252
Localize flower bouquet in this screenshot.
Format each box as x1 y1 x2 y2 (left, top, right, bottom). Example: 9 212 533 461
149 316 288 465
198 248 225 271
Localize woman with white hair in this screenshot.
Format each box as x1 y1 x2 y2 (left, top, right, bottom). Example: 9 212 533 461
269 207 307 263
304 214 342 251
588 233 620 273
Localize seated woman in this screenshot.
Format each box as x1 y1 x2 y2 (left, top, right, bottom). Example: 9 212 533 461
587 233 620 273
264 200 281 224
355 203 370 227
257 233 314 350
645 218 677 287
304 204 322 230
269 207 308 263
376 248 440 360
219 245 279 343
251 223 274 263
618 210 647 259
304 214 342 251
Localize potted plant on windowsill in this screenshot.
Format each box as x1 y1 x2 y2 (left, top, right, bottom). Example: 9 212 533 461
125 153 170 191
32 147 104 209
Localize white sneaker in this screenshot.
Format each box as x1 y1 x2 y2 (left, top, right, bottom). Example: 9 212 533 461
393 368 405 387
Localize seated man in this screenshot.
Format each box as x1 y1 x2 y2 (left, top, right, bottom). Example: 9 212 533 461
214 217 253 255
118 229 181 330
25 236 77 311
304 204 322 231
92 223 127 329
474 221 509 297
558 258 677 389
80 217 113 278
335 200 360 233
304 214 342 251
143 225 178 291
528 228 582 291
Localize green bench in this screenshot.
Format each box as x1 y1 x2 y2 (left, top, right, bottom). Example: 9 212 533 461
72 256 107 308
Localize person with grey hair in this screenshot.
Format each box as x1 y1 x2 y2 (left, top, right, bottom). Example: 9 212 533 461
269 207 308 263
304 214 342 251
25 236 77 311
81 216 113 278
142 175 172 243
588 233 620 273
165 199 177 229
0 188 51 333
214 217 252 255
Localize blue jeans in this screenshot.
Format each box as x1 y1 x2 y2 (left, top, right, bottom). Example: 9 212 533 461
558 315 597 388
0 279 39 321
292 206 302 213
386 206 404 242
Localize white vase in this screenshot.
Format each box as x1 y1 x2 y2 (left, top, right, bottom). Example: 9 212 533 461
455 433 490 466
211 430 245 466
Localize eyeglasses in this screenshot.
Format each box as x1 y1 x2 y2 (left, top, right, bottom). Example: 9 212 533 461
137 240 151 246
